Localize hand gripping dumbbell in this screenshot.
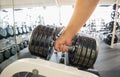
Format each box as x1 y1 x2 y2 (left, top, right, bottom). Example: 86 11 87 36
29 25 98 69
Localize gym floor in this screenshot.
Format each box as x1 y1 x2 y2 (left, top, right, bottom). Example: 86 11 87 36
0 39 120 77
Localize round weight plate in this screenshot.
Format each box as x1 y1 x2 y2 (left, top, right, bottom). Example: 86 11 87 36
6 26 14 37
29 26 32 31
77 46 86 65
3 49 11 59
34 46 39 55
16 45 20 52
81 38 92 67
23 41 28 48
68 36 98 69
0 27 7 39
25 26 30 33
17 27 23 35
29 45 35 54
10 46 17 55
19 43 24 50
29 27 40 55
22 26 27 34
34 34 42 46
111 11 119 19
73 45 82 65
108 21 119 32
38 47 43 55
106 34 118 45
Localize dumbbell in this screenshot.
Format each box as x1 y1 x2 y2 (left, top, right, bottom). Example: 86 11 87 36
15 27 19 36
6 26 14 38
19 42 25 50
3 48 11 59
25 25 30 33
21 26 27 34
10 45 17 56
29 25 56 60
23 41 28 48
17 27 23 35
29 25 98 69
0 27 7 39
111 11 120 19
104 34 118 45
16 44 20 52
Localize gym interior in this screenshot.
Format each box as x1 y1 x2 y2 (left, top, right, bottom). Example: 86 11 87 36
0 0 120 77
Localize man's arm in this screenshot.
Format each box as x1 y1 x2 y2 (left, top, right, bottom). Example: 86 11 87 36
54 0 99 52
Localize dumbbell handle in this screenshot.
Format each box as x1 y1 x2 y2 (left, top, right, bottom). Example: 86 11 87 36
51 41 75 51
53 28 76 51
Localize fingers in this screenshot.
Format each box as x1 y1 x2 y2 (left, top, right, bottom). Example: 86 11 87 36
59 44 68 52
54 35 72 52
54 40 68 52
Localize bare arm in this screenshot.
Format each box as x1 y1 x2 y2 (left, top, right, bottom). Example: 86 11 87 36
54 0 99 52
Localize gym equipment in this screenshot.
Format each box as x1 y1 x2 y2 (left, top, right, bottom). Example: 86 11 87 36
17 27 23 35
104 34 118 45
29 25 98 69
23 41 28 48
10 45 17 56
68 36 98 69
0 27 7 39
0 52 4 63
29 25 56 60
25 25 30 33
111 11 120 19
16 44 20 52
113 4 120 10
6 26 14 37
22 26 27 34
3 48 11 59
19 42 25 50
15 27 19 35
106 21 119 32
0 58 99 77
29 26 32 31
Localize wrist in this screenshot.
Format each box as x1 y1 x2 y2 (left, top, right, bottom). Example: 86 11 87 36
62 30 76 40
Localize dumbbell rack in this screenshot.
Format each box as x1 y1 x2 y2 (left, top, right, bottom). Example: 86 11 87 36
0 23 35 65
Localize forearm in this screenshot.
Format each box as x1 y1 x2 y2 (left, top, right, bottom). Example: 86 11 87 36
63 0 99 39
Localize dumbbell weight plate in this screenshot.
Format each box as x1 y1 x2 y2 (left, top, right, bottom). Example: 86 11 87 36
23 41 28 48
16 45 20 52
0 27 7 39
10 45 17 55
17 27 23 35
3 49 11 59
72 46 82 66
68 36 98 69
19 43 24 50
80 38 91 67
25 26 30 33
29 26 32 31
6 26 14 37
29 45 35 54
111 11 119 19
22 26 27 34
29 32 40 55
